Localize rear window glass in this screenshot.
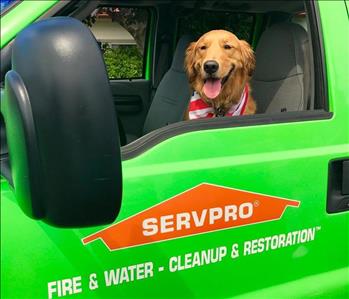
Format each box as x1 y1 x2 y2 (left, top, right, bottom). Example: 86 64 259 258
84 7 149 80
177 11 254 42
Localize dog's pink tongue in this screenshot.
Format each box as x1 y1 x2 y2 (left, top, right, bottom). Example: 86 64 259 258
203 79 222 99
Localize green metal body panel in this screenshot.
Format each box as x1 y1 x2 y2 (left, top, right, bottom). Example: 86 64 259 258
145 9 155 81
1 1 349 298
0 0 58 48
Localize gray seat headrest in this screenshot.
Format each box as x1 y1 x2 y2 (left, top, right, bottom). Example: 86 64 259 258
171 35 194 72
253 23 308 82
251 22 310 113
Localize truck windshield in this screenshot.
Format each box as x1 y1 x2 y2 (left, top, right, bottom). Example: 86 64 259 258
0 0 17 14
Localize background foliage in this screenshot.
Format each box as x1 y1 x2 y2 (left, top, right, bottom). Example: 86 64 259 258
103 45 143 79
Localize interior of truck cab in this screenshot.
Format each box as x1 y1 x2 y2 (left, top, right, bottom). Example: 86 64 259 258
0 0 326 182
63 0 317 146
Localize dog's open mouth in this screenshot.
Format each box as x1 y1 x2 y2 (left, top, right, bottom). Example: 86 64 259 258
203 78 222 99
203 66 234 99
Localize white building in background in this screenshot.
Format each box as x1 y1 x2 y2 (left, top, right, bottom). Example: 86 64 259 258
90 18 136 47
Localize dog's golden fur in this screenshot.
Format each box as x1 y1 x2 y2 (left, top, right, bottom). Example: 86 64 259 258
184 30 256 119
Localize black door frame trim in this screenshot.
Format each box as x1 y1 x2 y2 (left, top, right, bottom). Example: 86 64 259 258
121 110 332 160
306 0 328 111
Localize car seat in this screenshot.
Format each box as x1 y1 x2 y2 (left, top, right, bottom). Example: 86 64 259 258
251 22 310 114
142 35 194 135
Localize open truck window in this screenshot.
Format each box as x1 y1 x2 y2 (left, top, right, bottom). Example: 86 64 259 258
115 0 323 155
0 0 326 155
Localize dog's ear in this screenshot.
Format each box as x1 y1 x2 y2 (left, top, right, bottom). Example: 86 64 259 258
185 42 197 83
239 40 256 77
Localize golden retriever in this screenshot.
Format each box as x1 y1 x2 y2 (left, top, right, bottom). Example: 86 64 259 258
185 30 256 119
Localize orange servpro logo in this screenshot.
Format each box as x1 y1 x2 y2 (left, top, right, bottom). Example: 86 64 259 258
82 183 300 251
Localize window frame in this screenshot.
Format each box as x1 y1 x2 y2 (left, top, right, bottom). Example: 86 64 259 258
0 0 330 162
306 0 328 111
121 0 331 159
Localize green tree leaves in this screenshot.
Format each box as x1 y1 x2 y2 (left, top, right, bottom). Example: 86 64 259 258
103 45 143 79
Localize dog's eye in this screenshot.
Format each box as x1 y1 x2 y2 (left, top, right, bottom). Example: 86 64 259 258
200 45 207 50
224 45 232 50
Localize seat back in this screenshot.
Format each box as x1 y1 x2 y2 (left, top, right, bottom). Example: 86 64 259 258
143 35 194 135
251 23 310 113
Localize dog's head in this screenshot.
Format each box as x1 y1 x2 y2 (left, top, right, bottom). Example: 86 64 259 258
185 30 255 100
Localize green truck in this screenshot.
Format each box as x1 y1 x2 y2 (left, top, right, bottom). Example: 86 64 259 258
1 0 348 298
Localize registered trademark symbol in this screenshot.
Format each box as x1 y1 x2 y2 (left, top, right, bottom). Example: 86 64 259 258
254 200 260 207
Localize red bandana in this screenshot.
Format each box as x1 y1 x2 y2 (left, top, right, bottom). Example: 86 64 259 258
188 85 249 120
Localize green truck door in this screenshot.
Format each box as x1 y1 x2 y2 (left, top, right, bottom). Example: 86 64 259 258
1 1 348 299
80 1 348 297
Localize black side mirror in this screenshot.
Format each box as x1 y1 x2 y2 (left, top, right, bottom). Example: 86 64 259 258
2 17 122 227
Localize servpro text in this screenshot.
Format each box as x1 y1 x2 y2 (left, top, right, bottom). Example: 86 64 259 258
47 226 320 299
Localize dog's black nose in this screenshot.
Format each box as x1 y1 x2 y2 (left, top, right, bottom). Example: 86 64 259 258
204 60 219 74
